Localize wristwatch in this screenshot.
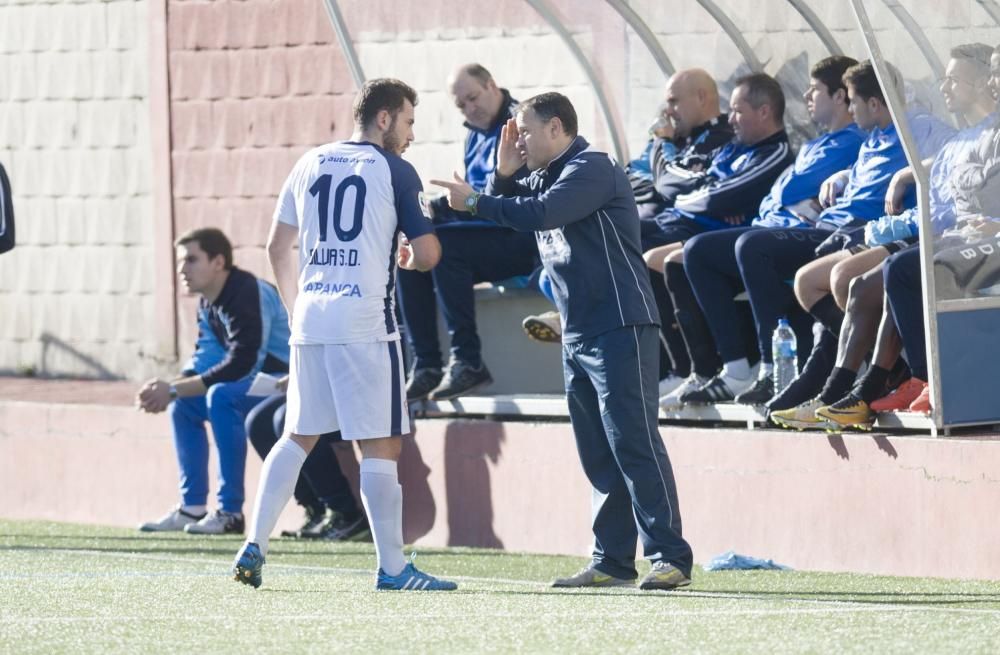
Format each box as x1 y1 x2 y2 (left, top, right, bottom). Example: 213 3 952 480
464 191 481 216
168 384 178 400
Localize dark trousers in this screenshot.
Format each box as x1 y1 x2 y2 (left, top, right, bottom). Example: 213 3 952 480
686 227 817 365
563 324 693 578
664 260 722 378
640 213 713 378
397 226 538 371
245 395 359 517
884 245 928 380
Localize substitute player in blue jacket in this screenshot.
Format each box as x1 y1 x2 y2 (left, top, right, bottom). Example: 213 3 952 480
137 228 291 535
433 93 694 590
233 78 456 591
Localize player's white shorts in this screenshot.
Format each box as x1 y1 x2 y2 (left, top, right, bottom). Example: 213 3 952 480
285 340 409 440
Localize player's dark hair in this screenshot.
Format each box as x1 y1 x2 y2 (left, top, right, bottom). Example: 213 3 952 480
175 227 233 270
517 92 578 137
843 59 901 105
733 72 786 122
353 78 418 130
810 56 858 105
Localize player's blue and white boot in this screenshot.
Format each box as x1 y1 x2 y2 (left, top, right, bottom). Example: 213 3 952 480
376 555 457 591
233 542 265 589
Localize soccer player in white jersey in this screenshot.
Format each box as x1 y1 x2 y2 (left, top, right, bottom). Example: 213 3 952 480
232 78 456 591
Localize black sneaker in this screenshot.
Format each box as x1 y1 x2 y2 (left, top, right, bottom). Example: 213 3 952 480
679 375 736 405
281 506 325 538
428 361 493 401
735 375 774 405
318 513 372 542
406 368 443 401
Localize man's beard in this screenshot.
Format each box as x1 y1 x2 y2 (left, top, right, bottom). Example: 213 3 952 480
383 114 403 154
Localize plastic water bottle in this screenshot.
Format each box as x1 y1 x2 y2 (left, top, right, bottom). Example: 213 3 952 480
772 318 797 395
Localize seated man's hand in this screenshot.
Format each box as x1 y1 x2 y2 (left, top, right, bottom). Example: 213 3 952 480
885 167 914 216
819 171 849 208
136 378 172 414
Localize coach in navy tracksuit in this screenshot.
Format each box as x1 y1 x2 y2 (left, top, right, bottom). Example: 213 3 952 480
433 93 693 590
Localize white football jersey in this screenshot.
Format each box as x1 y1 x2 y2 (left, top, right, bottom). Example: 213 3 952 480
274 141 434 344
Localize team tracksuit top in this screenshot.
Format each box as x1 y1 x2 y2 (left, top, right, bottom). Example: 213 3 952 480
753 124 867 228
479 137 659 342
184 267 290 386
650 114 734 207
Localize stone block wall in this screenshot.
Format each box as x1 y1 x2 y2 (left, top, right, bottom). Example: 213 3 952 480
0 0 157 379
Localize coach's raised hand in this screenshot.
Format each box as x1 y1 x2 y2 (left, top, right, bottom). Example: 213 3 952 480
496 117 524 178
430 171 475 212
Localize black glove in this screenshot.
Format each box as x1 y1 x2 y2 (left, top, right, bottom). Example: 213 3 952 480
814 224 866 257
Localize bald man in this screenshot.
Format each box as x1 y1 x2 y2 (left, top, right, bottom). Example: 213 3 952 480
633 70 735 393
398 63 539 402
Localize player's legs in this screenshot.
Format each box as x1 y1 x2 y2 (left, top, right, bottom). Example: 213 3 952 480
244 345 334 556
326 340 455 589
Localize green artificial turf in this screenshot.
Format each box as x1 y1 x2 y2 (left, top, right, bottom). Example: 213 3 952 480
2 520 1000 654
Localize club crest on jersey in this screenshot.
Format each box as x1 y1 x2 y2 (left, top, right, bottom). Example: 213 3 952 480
418 192 433 220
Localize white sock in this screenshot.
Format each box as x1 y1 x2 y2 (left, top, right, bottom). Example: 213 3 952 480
722 358 751 381
182 504 207 516
246 437 307 556
758 362 774 378
360 458 406 576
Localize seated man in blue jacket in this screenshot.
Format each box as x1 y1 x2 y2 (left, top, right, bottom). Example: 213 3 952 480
136 227 290 535
398 63 538 402
432 93 693 591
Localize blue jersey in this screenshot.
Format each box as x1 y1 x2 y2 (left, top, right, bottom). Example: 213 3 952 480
274 141 435 345
817 111 956 229
753 124 866 228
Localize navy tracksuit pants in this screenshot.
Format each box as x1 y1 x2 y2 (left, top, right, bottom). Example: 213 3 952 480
685 227 819 365
563 324 693 578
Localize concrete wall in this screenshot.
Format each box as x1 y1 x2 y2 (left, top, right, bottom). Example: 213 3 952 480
4 380 1000 581
0 0 158 379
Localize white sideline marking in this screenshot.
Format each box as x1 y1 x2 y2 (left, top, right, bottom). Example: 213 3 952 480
7 547 1000 617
